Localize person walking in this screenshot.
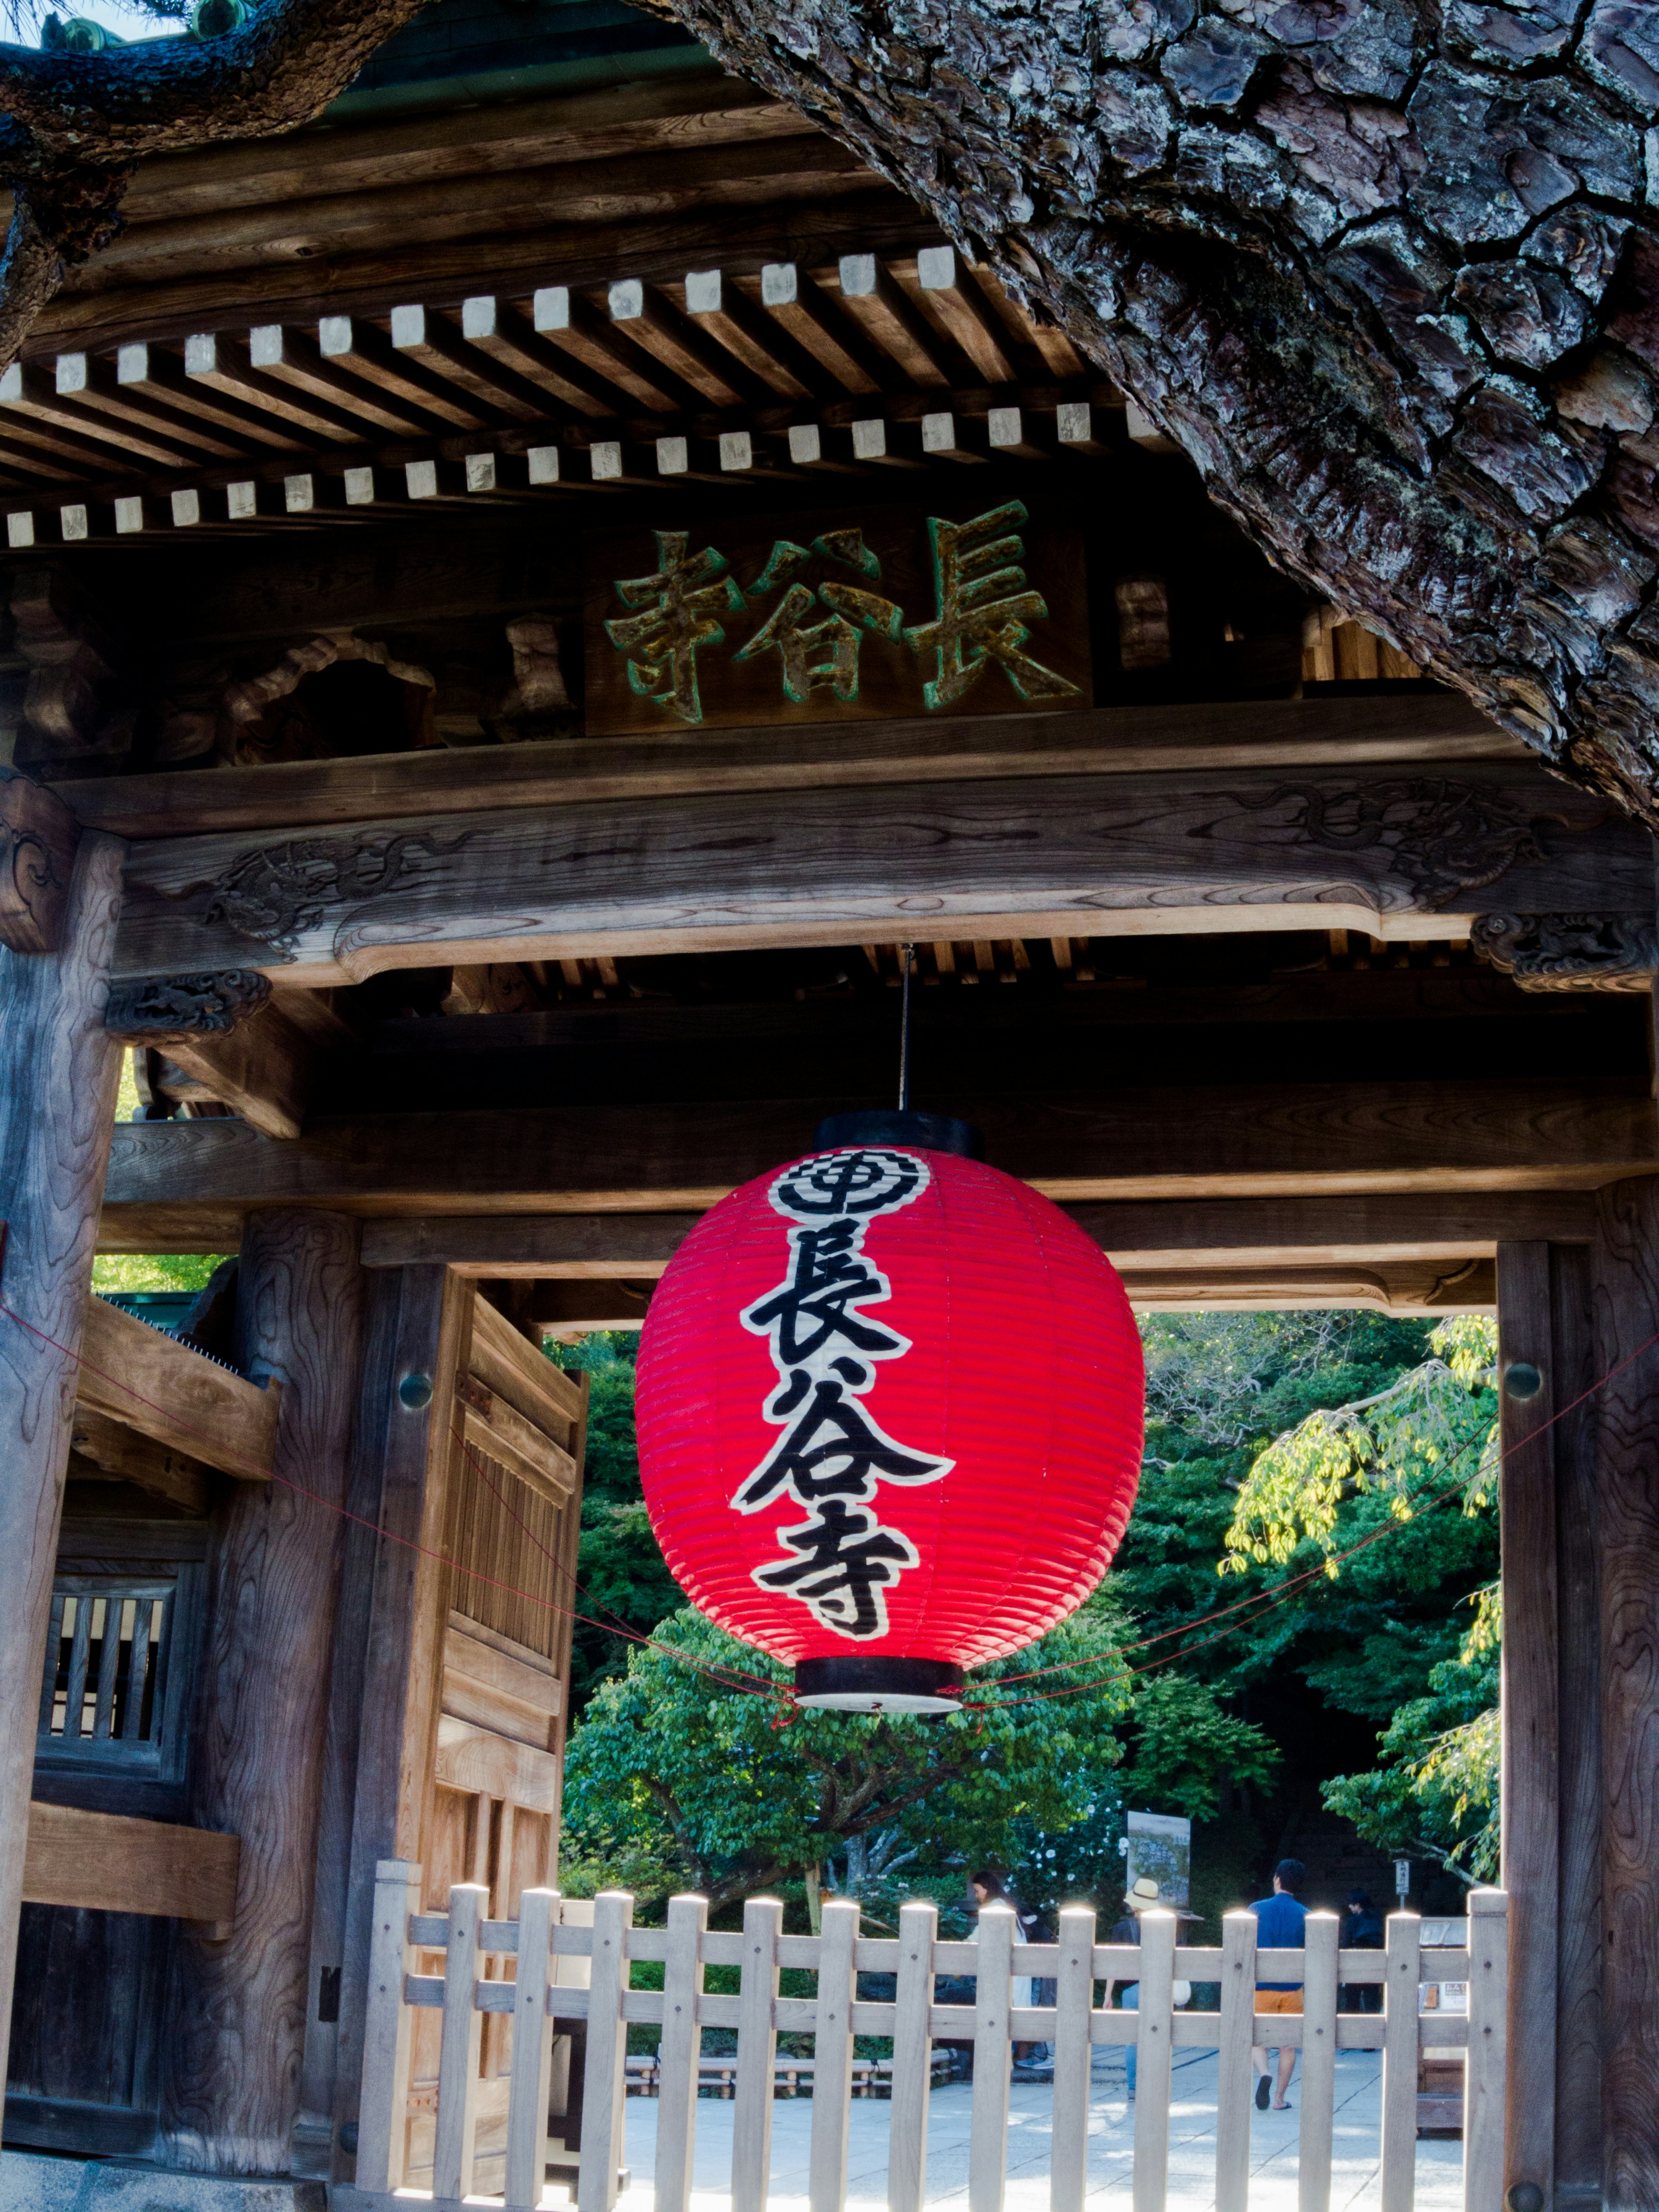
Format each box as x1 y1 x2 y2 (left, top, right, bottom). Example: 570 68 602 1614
1340 1888 1384 2014
1108 1875 1162 2098
1251 1859 1309 2111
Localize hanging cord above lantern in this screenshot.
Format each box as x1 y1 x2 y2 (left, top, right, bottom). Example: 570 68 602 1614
897 941 915 1112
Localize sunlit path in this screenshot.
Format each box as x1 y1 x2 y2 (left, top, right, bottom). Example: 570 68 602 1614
618 2049 1465 2212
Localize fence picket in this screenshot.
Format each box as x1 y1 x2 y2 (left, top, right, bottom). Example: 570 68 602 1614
732 1894 783 2212
969 1904 1017 2212
1299 1913 1339 2212
1050 1904 1095 2212
577 1890 634 2212
655 1893 709 2212
1464 1889 1508 2212
432 1882 488 2202
888 1898 938 2212
1214 1910 1258 2212
1380 1912 1422 2212
810 1899 861 2212
1131 1909 1176 2212
505 1886 557 2211
355 1859 422 2193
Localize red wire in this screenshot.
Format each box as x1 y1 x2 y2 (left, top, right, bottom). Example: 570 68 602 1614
966 1325 1659 1711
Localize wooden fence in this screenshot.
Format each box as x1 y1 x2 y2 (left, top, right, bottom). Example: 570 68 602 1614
339 1865 1507 2212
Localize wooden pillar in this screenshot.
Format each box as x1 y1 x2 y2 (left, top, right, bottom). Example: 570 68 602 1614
161 1209 367 2176
1496 1239 1599 2212
0 830 123 2092
1591 1179 1659 2212
331 1264 472 2179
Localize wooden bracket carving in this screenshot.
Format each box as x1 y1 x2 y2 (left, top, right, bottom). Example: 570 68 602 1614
0 766 81 955
1472 912 1659 992
105 969 273 1042
10 568 133 772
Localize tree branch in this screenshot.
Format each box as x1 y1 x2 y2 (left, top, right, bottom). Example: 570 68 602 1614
0 0 431 364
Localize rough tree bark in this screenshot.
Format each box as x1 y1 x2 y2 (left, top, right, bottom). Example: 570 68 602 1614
631 0 1659 826
0 0 431 360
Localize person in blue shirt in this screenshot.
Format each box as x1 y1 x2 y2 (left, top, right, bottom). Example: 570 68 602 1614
1250 1859 1309 2111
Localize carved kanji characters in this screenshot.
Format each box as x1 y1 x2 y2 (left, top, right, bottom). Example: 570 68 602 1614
904 498 1081 710
603 529 744 725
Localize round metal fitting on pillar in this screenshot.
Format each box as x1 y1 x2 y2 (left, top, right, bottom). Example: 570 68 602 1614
397 1371 434 1412
1505 2186 1544 2212
1503 1361 1543 1402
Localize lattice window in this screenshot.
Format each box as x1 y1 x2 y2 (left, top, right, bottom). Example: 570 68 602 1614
35 1575 195 1784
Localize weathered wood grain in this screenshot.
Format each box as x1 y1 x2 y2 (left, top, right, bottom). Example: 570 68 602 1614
58 695 1514 843
330 1265 471 2174
101 1085 1659 1234
1590 1179 1659 2212
0 828 124 2094
466 1290 584 1437
0 767 82 955
362 1192 1595 1277
22 1801 238 1931
113 762 1630 986
1549 1242 1602 2207
77 1290 280 1479
456 1376 575 1505
147 1000 317 1141
1496 1243 1558 2212
67 1403 213 1513
160 1208 367 2175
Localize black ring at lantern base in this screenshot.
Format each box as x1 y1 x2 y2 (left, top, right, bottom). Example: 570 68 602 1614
811 1110 985 1160
794 1656 966 1714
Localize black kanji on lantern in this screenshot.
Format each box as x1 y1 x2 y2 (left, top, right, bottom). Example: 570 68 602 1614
737 1149 950 1640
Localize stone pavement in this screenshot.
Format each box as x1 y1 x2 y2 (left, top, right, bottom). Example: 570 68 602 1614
620 2047 1465 2212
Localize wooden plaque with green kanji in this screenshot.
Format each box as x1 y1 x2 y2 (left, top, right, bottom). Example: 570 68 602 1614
583 499 1091 734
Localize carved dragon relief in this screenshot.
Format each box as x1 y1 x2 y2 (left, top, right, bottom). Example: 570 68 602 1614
1222 779 1572 909
105 969 273 1041
195 828 472 950
1471 915 1659 994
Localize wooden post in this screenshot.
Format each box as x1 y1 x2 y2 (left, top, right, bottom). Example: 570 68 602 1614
1495 1235 1601 2212
161 1209 368 2174
0 829 122 2093
1592 1179 1659 2212
331 1263 472 2174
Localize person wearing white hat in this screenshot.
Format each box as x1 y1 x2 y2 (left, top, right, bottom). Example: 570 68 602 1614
1108 1876 1162 2098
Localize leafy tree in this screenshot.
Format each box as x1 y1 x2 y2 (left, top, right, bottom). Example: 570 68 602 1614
556 1335 681 1714
562 1600 1135 1913
1117 1672 1281 1827
1323 1586 1501 1884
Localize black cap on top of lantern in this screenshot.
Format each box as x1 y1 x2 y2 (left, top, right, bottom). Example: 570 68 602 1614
633 940 1147 1717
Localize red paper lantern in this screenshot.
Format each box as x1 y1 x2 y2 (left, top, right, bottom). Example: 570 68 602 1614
636 1114 1145 1710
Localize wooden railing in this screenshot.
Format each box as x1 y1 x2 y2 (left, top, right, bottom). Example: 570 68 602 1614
340 1865 1507 2212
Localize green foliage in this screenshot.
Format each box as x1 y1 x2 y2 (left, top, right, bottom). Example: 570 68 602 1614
1221 1318 1498 1576
1323 1583 1500 1881
90 1252 225 1294
1117 1672 1280 1824
559 1336 683 1713
562 1602 1132 1912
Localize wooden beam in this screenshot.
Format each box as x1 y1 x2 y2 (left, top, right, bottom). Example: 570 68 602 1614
22 1802 239 1935
105 969 317 1139
358 1191 1597 1276
77 1292 280 1481
100 1086 1657 1247
456 1376 576 1505
0 829 124 2099
56 695 1516 843
1118 1259 1497 1310
68 1404 213 1514
111 761 1639 988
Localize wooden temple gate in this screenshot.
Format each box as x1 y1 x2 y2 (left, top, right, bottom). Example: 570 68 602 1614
0 0 1656 2204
